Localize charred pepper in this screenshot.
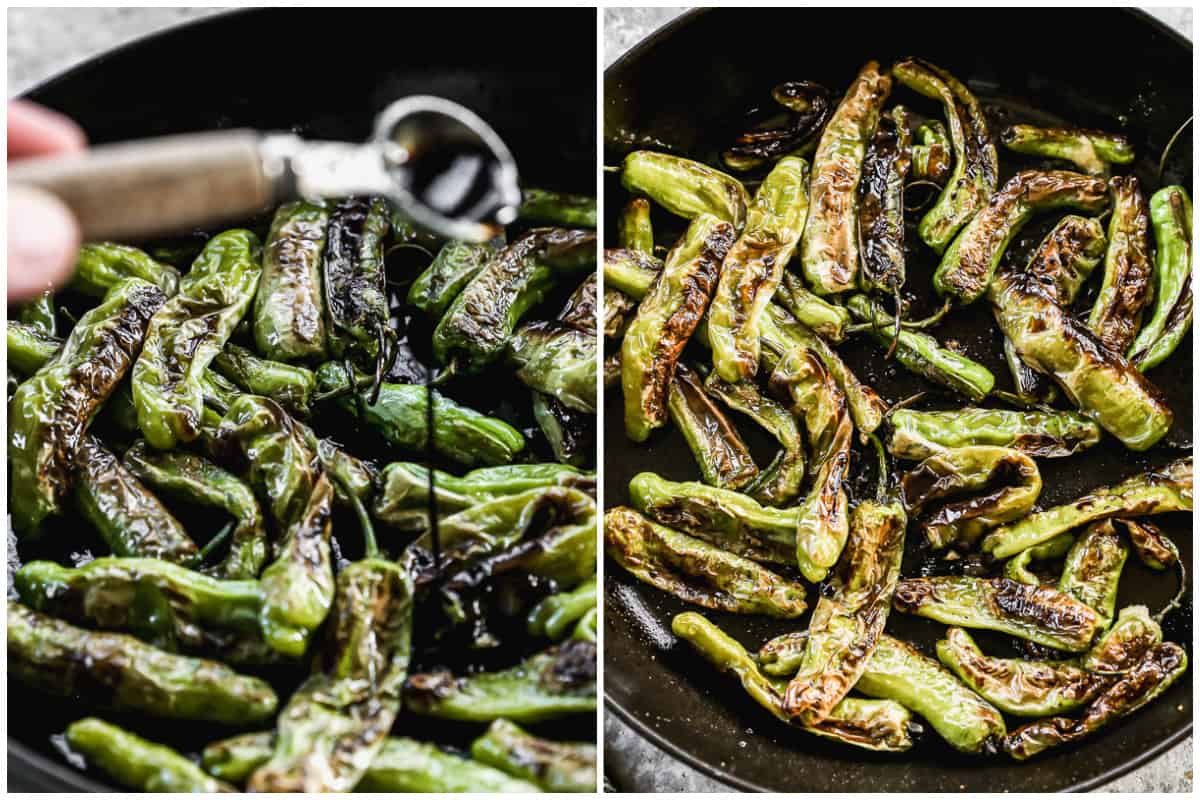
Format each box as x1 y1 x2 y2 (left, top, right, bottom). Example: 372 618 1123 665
857 107 912 294
888 406 1100 460
71 242 181 298
1057 521 1128 627
620 150 749 228
1087 175 1153 352
1000 125 1134 177
408 237 505 318
668 362 757 490
518 188 597 228
1129 185 1193 370
211 342 316 418
253 201 329 362
471 719 596 793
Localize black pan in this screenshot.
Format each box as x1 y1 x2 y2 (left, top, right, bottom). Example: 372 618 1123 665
604 8 1192 793
8 8 596 791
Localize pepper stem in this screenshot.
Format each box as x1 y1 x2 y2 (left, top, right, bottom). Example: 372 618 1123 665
193 520 235 567
333 469 379 560
867 432 889 502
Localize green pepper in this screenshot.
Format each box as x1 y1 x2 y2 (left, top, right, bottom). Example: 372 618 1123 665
1115 518 1179 571
708 155 810 381
133 229 262 449
9 277 165 533
15 556 277 665
1005 642 1187 760
323 196 391 367
71 242 181 298
894 576 1103 652
66 718 232 792
622 214 733 441
936 170 1108 304
248 558 413 792
783 486 906 725
557 272 598 333
721 81 831 171
910 118 951 184
315 361 525 465
528 577 597 641
982 458 1192 558
8 600 277 723
704 369 805 506
433 227 595 371
211 342 316 417
7 320 62 375
858 108 912 294
891 58 998 253
572 607 597 642
509 320 596 413
253 201 329 361
888 406 1100 460
900 445 1042 550
1082 604 1163 674
519 188 596 228
673 612 917 752
1129 185 1193 370
405 640 596 723
989 268 1174 451
408 236 504 317
17 290 56 336
1085 175 1153 352
1000 124 1134 177
668 362 757 490
619 197 655 254
620 150 749 228
1058 521 1128 627
604 506 806 618
1004 532 1075 585
848 294 995 401
123 440 267 579
472 719 595 793
532 391 593 467
774 271 851 343
937 627 1107 717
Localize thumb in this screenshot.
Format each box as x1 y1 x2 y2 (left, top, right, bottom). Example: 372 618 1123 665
8 185 79 301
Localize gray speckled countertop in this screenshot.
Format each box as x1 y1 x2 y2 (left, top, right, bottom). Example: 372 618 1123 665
603 5 1193 794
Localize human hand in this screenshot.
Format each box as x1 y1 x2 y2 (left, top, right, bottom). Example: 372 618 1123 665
8 100 87 302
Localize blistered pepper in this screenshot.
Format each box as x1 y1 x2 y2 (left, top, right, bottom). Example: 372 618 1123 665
1000 124 1134 177
620 150 749 228
253 201 329 362
1087 175 1153 352
1128 185 1193 370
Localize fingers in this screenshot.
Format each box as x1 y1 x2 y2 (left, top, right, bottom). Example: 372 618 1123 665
8 185 80 300
8 100 87 159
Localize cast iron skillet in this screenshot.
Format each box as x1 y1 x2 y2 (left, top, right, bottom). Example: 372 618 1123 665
8 7 596 791
604 7 1192 793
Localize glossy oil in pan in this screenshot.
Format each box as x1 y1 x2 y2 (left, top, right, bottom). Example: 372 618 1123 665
603 7 1192 792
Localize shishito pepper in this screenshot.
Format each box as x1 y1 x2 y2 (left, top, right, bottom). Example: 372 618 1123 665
509 320 596 413
721 81 831 171
323 196 391 368
621 213 734 442
618 197 655 255
935 170 1107 305
433 227 595 371
67 718 233 792
133 229 262 449
857 107 912 294
1082 604 1163 674
1129 185 1193 371
989 268 1173 451
70 241 181 298
707 155 810 382
910 118 952 185
1004 533 1075 585
1087 175 1153 353
800 60 892 295
668 363 757 491
891 58 998 253
620 150 749 228
773 271 851 343
1057 521 1128 628
518 188 597 228
532 390 594 467
9 277 165 534
1000 124 1134 177
527 578 597 642
888 407 1100 460
253 201 330 362
17 291 56 336
408 237 505 318
6 320 62 375
7 601 277 724
211 342 316 418
471 719 596 793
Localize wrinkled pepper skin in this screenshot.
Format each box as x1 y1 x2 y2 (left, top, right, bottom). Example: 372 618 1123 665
509 320 596 413
67 718 232 792
620 150 749 228
1115 518 1179 570
1129 185 1193 371
315 362 525 466
1000 124 1134 177
253 201 330 362
211 343 316 418
911 118 952 185
408 237 504 318
629 471 796 565
900 445 1042 550
133 229 262 449
621 213 734 441
1004 532 1074 585
982 458 1192 558
774 271 851 342
7 601 277 724
708 155 810 381
9 277 165 533
471 719 596 793
404 640 597 723
758 631 1005 755
528 578 597 641
73 435 198 563
673 612 917 752
433 227 595 371
71 242 181 298
519 188 597 228
668 363 757 490
888 407 1100 460
1057 521 1128 627
800 60 892 295
1087 175 1153 352
893 576 1103 652
602 247 661 297
937 627 1108 717
891 58 998 253
248 559 413 792
783 498 906 725
604 506 806 618
532 391 594 467
7 320 63 375
618 197 655 255
1083 604 1163 674
857 108 912 293
1005 642 1187 760
15 557 275 665
989 268 1173 451
323 195 391 360
558 272 599 334
123 440 267 579
17 291 56 336
848 294 995 400
936 170 1107 304
721 81 831 172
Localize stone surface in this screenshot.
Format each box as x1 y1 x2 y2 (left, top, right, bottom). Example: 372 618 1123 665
602 5 1193 794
